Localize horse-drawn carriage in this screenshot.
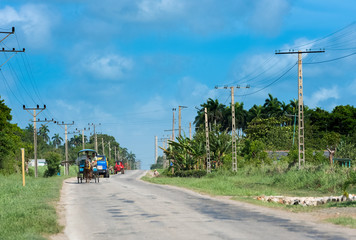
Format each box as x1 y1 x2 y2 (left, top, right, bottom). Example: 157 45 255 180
77 149 99 183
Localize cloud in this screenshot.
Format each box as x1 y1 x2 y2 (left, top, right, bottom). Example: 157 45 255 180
81 54 133 80
86 0 292 36
177 76 216 101
0 4 56 48
248 0 291 36
349 79 356 95
306 86 339 108
136 95 167 120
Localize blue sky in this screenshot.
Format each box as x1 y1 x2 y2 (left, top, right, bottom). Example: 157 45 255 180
1 0 356 169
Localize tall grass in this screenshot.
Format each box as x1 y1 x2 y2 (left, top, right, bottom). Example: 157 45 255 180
0 166 77 240
144 163 356 197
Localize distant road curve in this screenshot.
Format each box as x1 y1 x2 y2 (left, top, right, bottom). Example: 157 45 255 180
55 170 356 240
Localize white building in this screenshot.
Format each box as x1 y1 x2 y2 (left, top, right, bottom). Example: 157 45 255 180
28 159 47 167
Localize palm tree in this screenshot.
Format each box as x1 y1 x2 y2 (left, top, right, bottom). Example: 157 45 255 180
52 133 63 149
263 94 282 117
194 98 227 130
247 105 263 122
39 124 50 143
69 135 82 147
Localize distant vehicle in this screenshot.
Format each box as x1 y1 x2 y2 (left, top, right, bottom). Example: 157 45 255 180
96 155 110 178
76 149 99 183
114 161 125 174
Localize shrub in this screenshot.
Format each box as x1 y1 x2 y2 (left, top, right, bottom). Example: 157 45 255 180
44 152 61 177
174 170 207 178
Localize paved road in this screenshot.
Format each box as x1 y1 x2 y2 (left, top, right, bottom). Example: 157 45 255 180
60 170 356 240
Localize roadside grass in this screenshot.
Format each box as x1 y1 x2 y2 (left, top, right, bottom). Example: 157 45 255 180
143 164 356 214
0 166 77 240
325 217 356 228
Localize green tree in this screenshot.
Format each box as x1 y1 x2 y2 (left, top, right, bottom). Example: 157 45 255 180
38 124 50 143
44 151 61 177
262 94 282 118
194 98 228 130
0 98 23 173
52 133 63 148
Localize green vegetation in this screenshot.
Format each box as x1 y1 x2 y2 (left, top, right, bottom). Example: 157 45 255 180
325 217 356 228
145 164 356 198
0 174 65 240
0 96 138 175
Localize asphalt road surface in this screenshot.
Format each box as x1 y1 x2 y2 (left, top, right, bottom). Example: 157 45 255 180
59 170 356 240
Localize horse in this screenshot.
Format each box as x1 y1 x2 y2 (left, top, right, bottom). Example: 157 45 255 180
83 159 93 183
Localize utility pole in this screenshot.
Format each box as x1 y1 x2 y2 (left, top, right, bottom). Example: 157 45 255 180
88 123 100 152
0 28 26 69
0 27 15 43
189 122 192 140
102 138 105 155
155 136 158 164
77 127 90 150
108 141 111 162
172 108 176 141
215 85 250 172
115 146 117 162
0 47 25 69
23 105 46 178
57 121 75 175
178 106 187 137
204 107 211 173
276 49 324 169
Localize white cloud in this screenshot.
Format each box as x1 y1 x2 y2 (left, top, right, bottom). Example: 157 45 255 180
137 95 167 120
306 86 339 108
348 79 356 95
178 76 216 101
0 4 56 48
137 0 184 21
249 0 291 36
82 54 133 80
86 0 291 35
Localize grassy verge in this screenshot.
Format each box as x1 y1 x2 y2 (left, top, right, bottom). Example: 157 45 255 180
142 165 356 219
0 166 77 240
325 217 356 228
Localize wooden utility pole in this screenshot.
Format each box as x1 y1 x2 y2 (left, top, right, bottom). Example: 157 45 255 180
79 127 90 150
189 122 192 140
23 105 46 177
57 121 74 175
178 106 187 137
276 49 324 169
172 108 176 141
109 141 111 161
231 87 237 172
0 27 15 43
102 138 104 155
0 27 26 69
204 108 211 173
88 123 100 152
215 85 250 172
155 136 158 164
114 146 117 161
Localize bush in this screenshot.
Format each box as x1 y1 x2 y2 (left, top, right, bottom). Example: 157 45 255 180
44 152 61 177
174 170 207 178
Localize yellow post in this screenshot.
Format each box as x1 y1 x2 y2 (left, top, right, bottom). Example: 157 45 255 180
21 148 25 186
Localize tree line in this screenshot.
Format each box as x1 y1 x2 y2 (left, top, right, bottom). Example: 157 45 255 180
157 94 356 172
0 97 137 175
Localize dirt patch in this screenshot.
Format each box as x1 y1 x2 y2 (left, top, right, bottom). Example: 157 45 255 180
50 181 68 240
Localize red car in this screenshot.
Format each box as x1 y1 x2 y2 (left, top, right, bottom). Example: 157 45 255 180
114 161 125 174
